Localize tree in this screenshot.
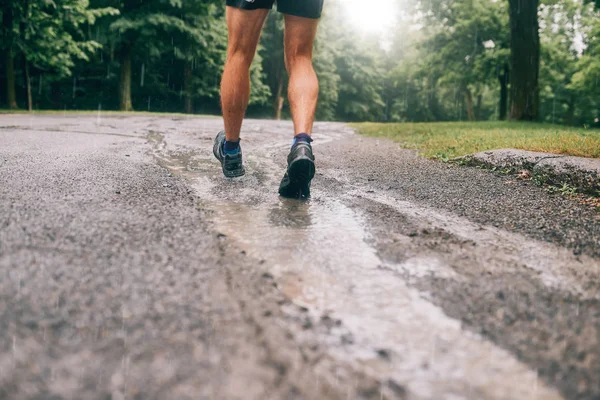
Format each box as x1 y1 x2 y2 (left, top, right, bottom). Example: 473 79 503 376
386 22 445 122
21 0 116 111
538 0 582 125
569 1 600 126
103 0 261 113
322 3 385 122
571 1 600 94
104 0 218 111
334 35 385 121
496 62 510 120
313 32 340 121
1 0 18 109
417 0 508 121
0 0 115 110
3 0 596 125
172 2 227 114
260 13 286 119
508 0 540 121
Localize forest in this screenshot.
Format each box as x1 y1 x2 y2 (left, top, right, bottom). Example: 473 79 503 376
1 0 599 127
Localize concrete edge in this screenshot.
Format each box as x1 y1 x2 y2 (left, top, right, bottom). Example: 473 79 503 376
453 149 600 196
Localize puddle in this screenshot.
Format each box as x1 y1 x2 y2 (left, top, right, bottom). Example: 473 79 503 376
186 175 560 399
146 123 562 400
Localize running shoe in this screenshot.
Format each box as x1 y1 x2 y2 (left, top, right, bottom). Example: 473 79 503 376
213 131 245 178
278 141 316 198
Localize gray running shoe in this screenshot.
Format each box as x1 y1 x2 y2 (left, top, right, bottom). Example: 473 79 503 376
213 131 245 178
279 141 316 199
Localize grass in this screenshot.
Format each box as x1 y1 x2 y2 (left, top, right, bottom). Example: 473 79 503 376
351 121 600 159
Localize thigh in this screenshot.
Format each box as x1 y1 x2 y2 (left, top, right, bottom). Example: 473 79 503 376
283 13 319 60
277 0 324 19
225 6 270 56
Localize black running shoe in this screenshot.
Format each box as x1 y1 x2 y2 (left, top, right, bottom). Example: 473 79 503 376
213 131 245 178
279 141 316 199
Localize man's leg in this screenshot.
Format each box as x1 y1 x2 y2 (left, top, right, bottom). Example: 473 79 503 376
283 14 320 137
220 7 269 142
278 14 319 198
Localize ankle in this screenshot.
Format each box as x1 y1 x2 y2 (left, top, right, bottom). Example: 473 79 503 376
224 139 240 155
293 133 313 146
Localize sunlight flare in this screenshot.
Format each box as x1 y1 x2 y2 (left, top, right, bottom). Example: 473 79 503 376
343 0 398 33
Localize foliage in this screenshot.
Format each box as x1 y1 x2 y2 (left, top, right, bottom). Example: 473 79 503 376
539 0 598 125
0 0 116 78
386 0 509 122
421 0 508 98
1 0 598 127
333 34 386 122
19 0 117 77
570 3 600 102
322 3 386 122
312 13 340 121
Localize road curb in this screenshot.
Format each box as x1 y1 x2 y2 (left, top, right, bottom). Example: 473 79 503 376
455 149 600 195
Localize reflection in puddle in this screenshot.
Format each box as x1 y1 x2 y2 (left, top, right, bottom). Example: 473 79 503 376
268 199 312 229
212 195 381 310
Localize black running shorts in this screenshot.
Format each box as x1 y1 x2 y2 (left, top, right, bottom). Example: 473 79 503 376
226 0 324 19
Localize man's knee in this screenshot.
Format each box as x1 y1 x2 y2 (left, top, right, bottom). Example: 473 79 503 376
283 13 318 72
226 43 256 69
285 46 314 72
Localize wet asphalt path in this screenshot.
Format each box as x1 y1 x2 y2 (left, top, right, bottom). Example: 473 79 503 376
0 114 599 400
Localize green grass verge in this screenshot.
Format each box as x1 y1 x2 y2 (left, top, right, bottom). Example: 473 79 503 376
351 121 600 159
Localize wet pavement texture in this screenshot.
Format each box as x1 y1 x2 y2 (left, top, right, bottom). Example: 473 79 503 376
0 114 599 400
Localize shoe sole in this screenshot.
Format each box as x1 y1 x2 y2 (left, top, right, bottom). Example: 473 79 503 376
280 157 315 198
223 167 245 178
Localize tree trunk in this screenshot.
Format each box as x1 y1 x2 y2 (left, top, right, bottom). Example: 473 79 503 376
508 0 540 121
273 74 284 120
184 61 193 114
428 78 442 120
4 48 18 109
119 46 133 111
566 94 575 126
25 60 32 111
498 63 509 120
464 89 475 121
22 0 32 111
475 93 483 121
3 2 18 110
51 81 61 109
